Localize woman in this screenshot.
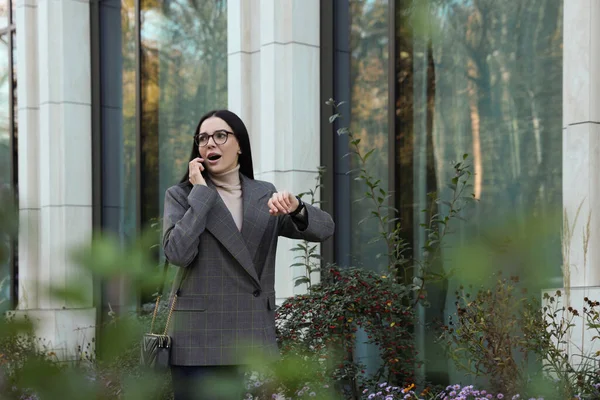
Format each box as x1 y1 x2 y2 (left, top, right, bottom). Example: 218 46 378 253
162 109 335 399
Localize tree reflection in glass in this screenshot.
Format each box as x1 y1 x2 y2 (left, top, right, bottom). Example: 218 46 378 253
0 33 11 309
140 0 227 224
349 0 390 272
397 0 563 386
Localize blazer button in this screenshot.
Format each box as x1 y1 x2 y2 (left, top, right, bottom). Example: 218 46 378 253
253 289 261 297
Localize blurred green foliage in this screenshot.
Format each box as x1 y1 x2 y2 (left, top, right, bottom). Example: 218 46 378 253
0 195 351 399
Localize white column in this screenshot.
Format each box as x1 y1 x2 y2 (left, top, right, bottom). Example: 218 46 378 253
14 0 95 361
228 0 321 302
16 0 40 310
227 0 260 138
563 0 600 289
559 0 600 363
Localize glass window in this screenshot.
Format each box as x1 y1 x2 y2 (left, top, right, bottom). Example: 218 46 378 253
98 0 137 242
335 0 391 378
96 0 138 315
9 29 16 309
396 0 563 384
0 26 16 310
98 0 227 307
11 30 15 142
349 0 389 272
0 36 9 193
120 0 137 240
0 33 8 310
140 0 227 223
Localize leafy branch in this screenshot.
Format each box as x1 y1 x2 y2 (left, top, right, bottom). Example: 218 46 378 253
326 99 475 295
290 166 327 293
413 156 476 304
326 99 409 277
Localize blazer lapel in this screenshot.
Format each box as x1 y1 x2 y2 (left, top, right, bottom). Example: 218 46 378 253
204 180 260 288
240 175 273 263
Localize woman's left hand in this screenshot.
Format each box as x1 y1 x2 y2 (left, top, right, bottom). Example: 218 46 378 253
268 191 299 216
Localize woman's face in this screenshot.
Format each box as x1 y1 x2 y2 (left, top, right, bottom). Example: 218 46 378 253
197 116 241 175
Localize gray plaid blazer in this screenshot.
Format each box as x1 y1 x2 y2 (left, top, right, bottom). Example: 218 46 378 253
162 174 334 366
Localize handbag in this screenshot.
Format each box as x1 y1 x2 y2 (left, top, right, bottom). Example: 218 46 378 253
140 261 187 370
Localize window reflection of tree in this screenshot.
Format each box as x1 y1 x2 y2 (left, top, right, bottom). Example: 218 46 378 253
428 0 562 244
401 0 565 293
398 0 563 386
140 0 227 224
0 183 10 311
120 0 139 239
0 33 9 193
349 0 390 272
0 30 11 309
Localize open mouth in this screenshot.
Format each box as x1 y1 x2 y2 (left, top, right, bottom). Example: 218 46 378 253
207 154 222 161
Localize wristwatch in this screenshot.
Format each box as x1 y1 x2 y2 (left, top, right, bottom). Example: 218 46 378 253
289 196 305 217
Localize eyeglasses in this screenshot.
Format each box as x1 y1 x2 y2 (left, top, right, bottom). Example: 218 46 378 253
194 130 234 147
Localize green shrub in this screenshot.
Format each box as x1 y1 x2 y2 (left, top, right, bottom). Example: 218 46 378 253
276 265 416 396
438 273 600 399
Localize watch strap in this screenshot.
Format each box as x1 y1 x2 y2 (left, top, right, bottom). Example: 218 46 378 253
289 196 305 217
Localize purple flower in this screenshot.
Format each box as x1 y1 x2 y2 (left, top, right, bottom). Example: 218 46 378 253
497 395 504 399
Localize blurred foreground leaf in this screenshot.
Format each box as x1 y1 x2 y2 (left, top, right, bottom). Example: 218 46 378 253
71 230 164 294
446 210 563 288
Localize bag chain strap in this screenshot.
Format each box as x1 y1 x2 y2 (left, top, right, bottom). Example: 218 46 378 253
149 296 160 334
163 295 178 335
148 262 188 336
148 294 179 336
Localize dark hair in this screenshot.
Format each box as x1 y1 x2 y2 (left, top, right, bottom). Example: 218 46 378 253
180 109 255 184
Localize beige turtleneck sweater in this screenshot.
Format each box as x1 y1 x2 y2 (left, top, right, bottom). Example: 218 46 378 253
209 165 243 231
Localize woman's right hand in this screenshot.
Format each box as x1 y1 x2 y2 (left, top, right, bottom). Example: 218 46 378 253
189 158 206 186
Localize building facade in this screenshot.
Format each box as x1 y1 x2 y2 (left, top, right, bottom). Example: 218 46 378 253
1 0 595 385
